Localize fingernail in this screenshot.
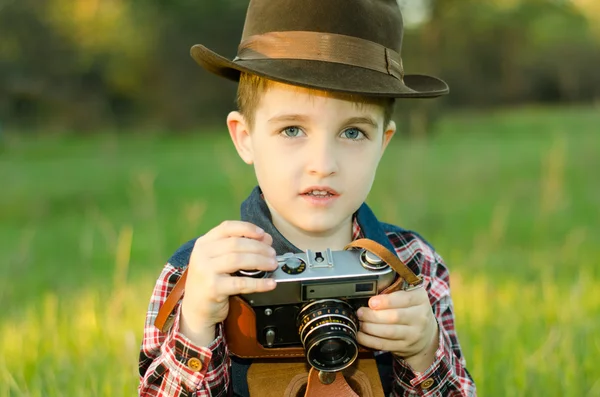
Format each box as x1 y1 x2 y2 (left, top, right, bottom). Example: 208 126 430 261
269 247 276 256
370 298 379 309
256 227 265 235
267 279 276 288
356 308 364 318
271 258 278 268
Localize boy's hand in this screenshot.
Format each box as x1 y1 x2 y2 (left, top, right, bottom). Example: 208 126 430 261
180 221 278 346
356 287 439 372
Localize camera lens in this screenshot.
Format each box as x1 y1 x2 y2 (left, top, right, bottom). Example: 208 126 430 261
297 299 359 372
319 339 346 361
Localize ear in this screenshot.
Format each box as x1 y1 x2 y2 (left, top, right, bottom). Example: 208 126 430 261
227 111 254 164
381 120 396 154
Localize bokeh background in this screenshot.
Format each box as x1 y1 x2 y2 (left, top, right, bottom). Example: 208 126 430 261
1 0 599 396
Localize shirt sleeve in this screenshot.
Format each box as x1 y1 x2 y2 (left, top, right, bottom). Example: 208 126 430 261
138 264 231 397
391 239 476 396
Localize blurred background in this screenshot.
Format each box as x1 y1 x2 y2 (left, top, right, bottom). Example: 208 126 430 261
0 0 598 396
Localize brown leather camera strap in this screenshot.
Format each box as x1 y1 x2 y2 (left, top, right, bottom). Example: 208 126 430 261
344 238 423 291
155 269 188 332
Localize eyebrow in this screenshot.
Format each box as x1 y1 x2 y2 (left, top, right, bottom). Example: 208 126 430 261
344 116 379 129
268 114 379 128
268 114 310 124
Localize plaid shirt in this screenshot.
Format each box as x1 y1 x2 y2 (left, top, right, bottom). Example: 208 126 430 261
139 219 476 396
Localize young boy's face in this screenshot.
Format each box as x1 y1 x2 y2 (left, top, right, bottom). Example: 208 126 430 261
228 81 395 239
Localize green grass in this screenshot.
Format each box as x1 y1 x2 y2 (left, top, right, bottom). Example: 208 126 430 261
1 106 599 396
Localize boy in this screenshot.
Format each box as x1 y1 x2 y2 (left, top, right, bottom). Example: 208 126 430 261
139 0 476 396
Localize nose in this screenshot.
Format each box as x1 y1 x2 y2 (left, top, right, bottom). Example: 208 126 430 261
305 135 338 177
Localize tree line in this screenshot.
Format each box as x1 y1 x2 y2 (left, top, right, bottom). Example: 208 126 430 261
1 0 598 133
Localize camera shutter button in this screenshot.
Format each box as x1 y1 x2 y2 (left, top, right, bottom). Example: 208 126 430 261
365 251 383 265
361 250 387 270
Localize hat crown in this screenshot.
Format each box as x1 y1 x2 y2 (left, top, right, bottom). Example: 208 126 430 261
189 0 448 97
240 0 404 52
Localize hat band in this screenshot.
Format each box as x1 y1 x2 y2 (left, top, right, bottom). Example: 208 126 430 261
234 31 404 81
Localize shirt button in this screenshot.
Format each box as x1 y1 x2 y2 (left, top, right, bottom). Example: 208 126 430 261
421 378 435 390
187 357 203 372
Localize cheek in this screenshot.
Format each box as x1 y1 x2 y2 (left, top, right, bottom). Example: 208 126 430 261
344 147 382 177
252 145 294 184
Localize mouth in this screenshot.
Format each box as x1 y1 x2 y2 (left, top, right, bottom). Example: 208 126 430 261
300 186 340 197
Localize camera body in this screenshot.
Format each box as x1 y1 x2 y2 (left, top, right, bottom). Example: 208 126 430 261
239 248 396 353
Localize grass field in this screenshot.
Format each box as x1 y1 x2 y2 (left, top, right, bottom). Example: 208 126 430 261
1 106 599 396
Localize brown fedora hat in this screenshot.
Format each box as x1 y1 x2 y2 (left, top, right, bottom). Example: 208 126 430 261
190 0 449 98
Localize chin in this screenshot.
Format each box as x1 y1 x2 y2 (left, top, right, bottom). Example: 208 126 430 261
294 217 343 234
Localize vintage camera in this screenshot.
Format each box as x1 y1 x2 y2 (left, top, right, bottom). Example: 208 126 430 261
237 248 396 372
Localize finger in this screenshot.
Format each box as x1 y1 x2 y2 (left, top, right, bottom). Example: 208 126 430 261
356 331 403 353
359 321 409 340
258 232 273 246
356 306 417 325
207 236 276 258
204 220 267 242
368 289 428 310
212 252 278 274
216 274 277 296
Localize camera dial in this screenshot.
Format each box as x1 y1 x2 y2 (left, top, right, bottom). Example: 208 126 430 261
278 253 306 274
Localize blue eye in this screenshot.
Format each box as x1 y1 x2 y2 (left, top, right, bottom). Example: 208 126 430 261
342 128 365 140
282 126 301 137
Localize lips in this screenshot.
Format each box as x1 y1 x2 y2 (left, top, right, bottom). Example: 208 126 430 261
300 186 340 196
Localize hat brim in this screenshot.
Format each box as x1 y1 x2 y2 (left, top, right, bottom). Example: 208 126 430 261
190 45 449 98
